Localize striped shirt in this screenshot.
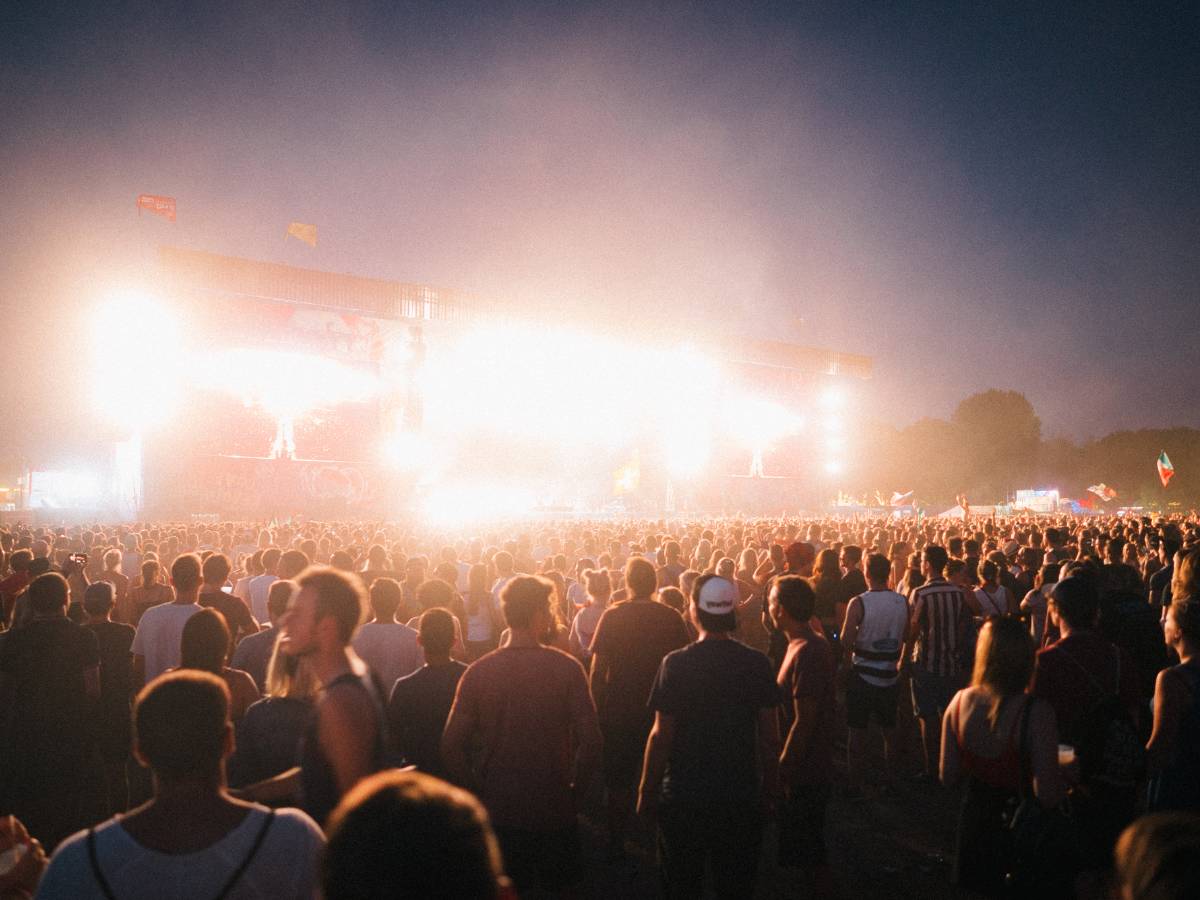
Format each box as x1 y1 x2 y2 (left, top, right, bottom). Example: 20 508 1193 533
910 579 971 678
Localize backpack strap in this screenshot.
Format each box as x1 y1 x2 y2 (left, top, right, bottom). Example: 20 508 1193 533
213 809 276 900
86 828 119 900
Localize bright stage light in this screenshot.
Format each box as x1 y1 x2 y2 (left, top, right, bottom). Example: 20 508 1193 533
824 459 844 476
419 481 539 527
91 290 184 429
380 432 435 473
819 384 846 410
202 349 379 420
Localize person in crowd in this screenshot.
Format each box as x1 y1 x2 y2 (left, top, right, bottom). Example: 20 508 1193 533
770 575 835 892
0 548 33 626
589 556 690 859
0 573 100 849
83 582 136 817
443 575 601 896
464 563 501 660
387 608 466 778
229 640 320 789
247 547 281 624
351 577 422 691
179 609 260 722
36 670 324 899
1020 562 1059 646
940 616 1069 895
1151 528 1184 616
974 560 1012 618
233 551 263 605
132 554 204 687
567 568 609 662
1147 597 1200 811
1114 811 1200 900
639 575 781 900
908 545 975 782
322 769 513 900
838 544 867 626
127 559 174 627
99 549 132 625
231 579 294 693
275 566 388 828
657 540 686 589
841 552 908 795
198 553 259 653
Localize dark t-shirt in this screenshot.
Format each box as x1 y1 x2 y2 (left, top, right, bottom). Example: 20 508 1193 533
199 590 257 648
839 569 869 610
777 632 835 787
1150 564 1174 608
648 638 780 808
1031 630 1139 745
0 617 99 771
591 600 690 730
85 620 135 752
388 661 467 778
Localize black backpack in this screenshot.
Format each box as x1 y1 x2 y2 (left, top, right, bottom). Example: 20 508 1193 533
1066 647 1145 790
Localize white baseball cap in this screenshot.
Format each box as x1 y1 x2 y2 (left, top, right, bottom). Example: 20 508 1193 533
696 576 739 615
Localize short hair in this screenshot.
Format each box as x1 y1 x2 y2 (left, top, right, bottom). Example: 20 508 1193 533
261 547 282 571
298 566 366 644
1115 812 1200 900
418 608 456 657
142 559 160 583
784 541 816 572
267 579 295 618
625 557 657 597
83 581 116 616
492 550 514 574
658 585 686 615
180 608 230 674
500 575 553 629
865 553 891 583
135 670 229 779
842 545 863 566
369 577 403 620
278 549 311 580
171 553 203 593
1052 575 1099 629
9 549 32 571
202 552 232 584
416 578 456 613
323 770 505 900
773 575 815 622
923 544 949 573
27 572 69 615
104 548 122 568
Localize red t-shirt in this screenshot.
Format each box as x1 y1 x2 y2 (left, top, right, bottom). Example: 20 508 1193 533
449 645 599 829
1031 630 1138 745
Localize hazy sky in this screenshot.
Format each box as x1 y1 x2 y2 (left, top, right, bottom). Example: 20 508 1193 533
2 1 1197 459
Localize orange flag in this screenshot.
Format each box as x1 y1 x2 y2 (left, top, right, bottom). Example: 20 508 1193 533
136 194 176 222
286 222 317 247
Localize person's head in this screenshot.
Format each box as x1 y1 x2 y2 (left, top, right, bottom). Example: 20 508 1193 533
500 575 553 634
841 544 863 571
103 548 122 571
769 575 815 631
265 638 320 700
715 556 736 580
27 572 69 616
1160 530 1183 566
658 585 687 617
261 547 282 574
784 541 815 575
180 608 231 674
625 557 657 599
1115 812 1200 900
266 578 295 624
281 566 367 657
83 581 116 618
583 568 611 604
691 574 738 634
278 549 311 581
1035 563 1060 590
971 616 1035 727
1052 575 1099 630
141 558 161 587
978 559 999 586
417 607 457 659
865 552 891 585
8 548 32 573
922 544 949 576
492 551 514 577
171 553 203 597
369 577 403 622
815 548 840 580
323 770 510 900
134 670 231 783
417 577 457 615
201 552 231 587
1165 599 1200 654
1172 549 1199 605
665 540 681 562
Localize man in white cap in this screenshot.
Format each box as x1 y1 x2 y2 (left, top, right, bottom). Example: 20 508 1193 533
638 574 781 899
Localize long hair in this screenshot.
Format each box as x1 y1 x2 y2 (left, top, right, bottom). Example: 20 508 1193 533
971 616 1034 729
465 563 489 616
1172 549 1199 605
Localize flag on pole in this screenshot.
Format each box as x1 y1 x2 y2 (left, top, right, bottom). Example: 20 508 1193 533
136 194 176 222
286 222 318 247
1087 483 1117 502
1158 450 1175 488
890 490 914 507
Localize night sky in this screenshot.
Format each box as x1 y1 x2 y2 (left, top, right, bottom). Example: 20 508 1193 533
2 1 1197 463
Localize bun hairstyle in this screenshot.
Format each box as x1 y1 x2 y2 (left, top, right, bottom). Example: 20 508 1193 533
583 568 611 597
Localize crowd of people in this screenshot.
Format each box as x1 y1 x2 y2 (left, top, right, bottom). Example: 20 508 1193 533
0 511 1198 898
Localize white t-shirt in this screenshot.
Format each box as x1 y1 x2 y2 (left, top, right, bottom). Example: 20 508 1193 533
352 622 423 693
37 805 323 900
247 574 278 624
131 602 202 682
974 585 1010 618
